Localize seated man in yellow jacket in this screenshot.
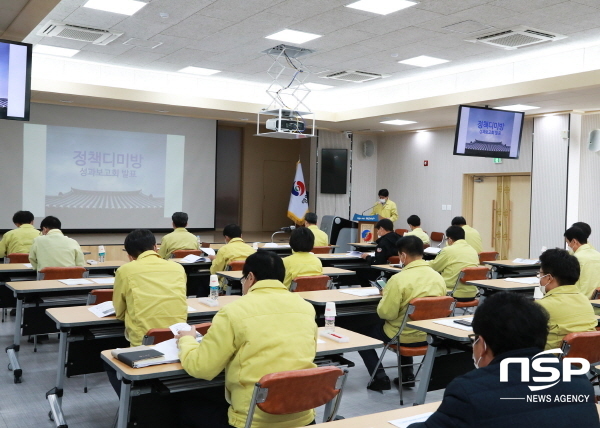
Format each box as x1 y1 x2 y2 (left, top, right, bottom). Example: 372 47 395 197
564 226 600 299
282 227 323 289
451 216 482 254
403 214 430 246
209 224 255 280
429 226 479 300
29 216 85 272
177 251 318 428
357 236 446 392
371 188 398 223
158 211 199 259
536 248 597 350
0 210 39 259
304 212 329 247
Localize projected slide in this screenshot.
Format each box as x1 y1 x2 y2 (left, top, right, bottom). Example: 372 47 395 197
0 43 8 115
0 40 30 120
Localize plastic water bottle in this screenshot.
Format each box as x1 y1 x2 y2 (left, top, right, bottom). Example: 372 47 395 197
98 245 106 263
324 302 336 333
253 242 259 250
209 274 219 301
196 235 202 248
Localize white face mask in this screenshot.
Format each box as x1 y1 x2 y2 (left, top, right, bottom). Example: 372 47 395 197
398 253 406 268
379 198 386 204
538 274 550 295
472 336 486 369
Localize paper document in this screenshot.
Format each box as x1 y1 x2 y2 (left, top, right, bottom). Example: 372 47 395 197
201 248 216 256
432 317 473 332
187 306 196 312
135 338 180 368
180 254 210 263
170 322 191 335
389 412 434 428
512 258 540 264
424 247 442 254
23 263 32 268
88 301 115 318
348 251 363 256
91 277 115 284
504 277 539 284
317 339 326 344
338 288 380 297
59 278 93 285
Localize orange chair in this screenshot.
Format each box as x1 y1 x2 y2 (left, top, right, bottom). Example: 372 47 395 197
143 322 212 345
312 246 333 254
478 251 499 265
591 288 600 300
388 256 400 265
430 232 445 247
86 289 113 305
561 331 600 365
228 260 245 271
37 266 88 280
291 275 330 292
368 296 456 405
4 253 29 264
172 249 202 258
450 267 489 315
245 366 349 428
395 229 408 236
200 242 211 248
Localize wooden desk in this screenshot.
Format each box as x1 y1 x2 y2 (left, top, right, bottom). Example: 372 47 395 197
316 253 368 272
317 402 441 428
592 300 600 308
45 295 240 427
372 264 402 274
215 267 356 282
297 288 381 305
484 260 540 279
101 327 383 428
465 278 538 297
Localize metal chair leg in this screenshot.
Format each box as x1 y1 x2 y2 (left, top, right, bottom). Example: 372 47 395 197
33 335 37 352
367 343 392 385
83 374 88 393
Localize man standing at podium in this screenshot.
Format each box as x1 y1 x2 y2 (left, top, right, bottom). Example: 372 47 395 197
371 189 398 223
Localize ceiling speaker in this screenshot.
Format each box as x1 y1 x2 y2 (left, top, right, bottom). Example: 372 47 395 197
589 129 600 152
363 140 374 157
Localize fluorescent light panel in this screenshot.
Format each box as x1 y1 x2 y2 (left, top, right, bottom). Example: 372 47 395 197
399 55 449 67
381 119 417 126
84 0 147 15
265 29 321 44
178 66 221 76
305 83 334 90
346 0 418 15
494 104 539 111
33 45 79 57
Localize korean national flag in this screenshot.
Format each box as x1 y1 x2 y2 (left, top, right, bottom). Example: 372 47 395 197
287 162 309 223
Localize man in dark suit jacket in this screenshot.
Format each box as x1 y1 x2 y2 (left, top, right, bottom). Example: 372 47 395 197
410 292 599 428
357 219 401 287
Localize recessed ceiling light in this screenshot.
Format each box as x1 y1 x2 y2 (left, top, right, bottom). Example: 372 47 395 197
305 83 334 90
83 0 147 16
346 0 418 15
398 55 449 67
494 104 540 111
33 45 79 57
380 119 417 126
265 29 322 44
178 66 221 76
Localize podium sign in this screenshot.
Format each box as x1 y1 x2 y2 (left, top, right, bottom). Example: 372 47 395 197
353 214 380 244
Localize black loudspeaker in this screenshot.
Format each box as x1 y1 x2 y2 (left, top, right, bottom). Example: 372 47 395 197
321 149 348 194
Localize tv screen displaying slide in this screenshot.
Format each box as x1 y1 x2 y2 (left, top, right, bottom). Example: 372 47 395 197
0 39 32 121
453 105 524 159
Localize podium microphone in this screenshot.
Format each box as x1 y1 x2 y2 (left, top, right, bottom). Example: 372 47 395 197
361 204 379 215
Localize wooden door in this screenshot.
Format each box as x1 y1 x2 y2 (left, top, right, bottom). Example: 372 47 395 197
262 160 295 231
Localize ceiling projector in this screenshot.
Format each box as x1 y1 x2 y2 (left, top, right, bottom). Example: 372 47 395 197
266 118 305 132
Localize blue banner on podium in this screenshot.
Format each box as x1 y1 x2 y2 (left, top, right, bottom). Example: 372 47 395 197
353 214 378 222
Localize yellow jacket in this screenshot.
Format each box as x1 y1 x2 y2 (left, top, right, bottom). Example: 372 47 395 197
210 237 256 275
573 244 600 299
282 251 323 289
307 225 329 247
429 239 479 298
536 284 597 350
378 259 446 342
179 279 318 428
29 229 85 271
113 251 187 346
158 228 198 259
371 200 398 222
0 224 39 257
404 227 431 246
462 225 483 254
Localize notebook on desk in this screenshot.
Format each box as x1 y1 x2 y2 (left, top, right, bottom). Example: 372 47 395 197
111 346 165 368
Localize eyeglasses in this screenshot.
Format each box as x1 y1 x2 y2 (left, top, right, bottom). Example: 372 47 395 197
467 333 480 346
536 271 549 279
240 275 247 286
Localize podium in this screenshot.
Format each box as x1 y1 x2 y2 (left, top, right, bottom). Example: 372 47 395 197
352 214 380 244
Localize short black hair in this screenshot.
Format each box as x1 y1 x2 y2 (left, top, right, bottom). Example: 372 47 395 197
564 226 588 245
375 218 394 232
223 224 242 239
472 292 548 356
124 229 156 258
289 227 314 252
13 211 34 225
539 248 580 286
446 225 465 241
40 216 61 230
172 212 188 228
242 251 285 282
572 222 591 239
397 236 423 257
407 215 421 227
305 212 318 225
451 216 467 226
378 189 389 197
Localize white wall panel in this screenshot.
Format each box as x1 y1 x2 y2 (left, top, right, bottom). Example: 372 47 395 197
578 114 600 245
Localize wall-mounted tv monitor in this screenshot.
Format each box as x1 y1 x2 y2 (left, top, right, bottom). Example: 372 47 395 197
453 105 524 159
0 39 32 121
321 148 347 194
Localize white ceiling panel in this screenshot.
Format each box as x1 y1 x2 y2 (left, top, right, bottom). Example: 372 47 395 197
351 8 444 36
293 8 375 35
111 17 174 40
195 0 286 21
357 26 445 50
155 48 217 66
160 13 236 39
415 0 493 15
63 6 127 29
112 48 166 66
130 0 215 25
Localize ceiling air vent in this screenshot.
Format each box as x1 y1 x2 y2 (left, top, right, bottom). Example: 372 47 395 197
467 26 566 50
324 70 386 83
37 20 123 45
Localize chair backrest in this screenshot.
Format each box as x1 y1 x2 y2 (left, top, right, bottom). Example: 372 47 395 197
291 275 330 292
143 322 212 345
245 366 348 428
388 255 400 264
172 249 202 258
406 296 456 322
458 266 490 284
5 253 29 264
395 229 408 236
478 251 499 264
561 331 600 366
430 232 445 243
592 287 600 300
86 289 113 305
38 266 88 280
201 242 211 248
228 260 245 271
311 246 332 254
